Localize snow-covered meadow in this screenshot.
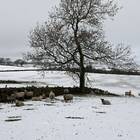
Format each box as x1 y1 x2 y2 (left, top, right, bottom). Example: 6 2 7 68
0 65 140 140
1 96 140 140
0 65 140 95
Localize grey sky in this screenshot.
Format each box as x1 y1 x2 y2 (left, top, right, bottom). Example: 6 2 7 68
0 0 139 64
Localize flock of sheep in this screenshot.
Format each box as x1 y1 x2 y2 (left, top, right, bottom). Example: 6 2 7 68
6 89 74 107
5 88 137 107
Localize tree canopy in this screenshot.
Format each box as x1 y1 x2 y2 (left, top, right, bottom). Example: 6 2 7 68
28 0 136 91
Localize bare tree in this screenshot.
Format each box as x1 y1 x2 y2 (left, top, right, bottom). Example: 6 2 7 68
28 0 136 91
108 44 138 72
14 59 26 67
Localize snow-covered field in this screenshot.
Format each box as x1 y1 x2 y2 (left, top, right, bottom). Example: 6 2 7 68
0 65 140 140
0 96 140 140
0 65 140 95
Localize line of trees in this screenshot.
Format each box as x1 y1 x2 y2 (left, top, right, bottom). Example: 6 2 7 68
0 58 27 66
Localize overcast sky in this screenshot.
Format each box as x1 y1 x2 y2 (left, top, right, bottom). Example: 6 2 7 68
0 0 139 64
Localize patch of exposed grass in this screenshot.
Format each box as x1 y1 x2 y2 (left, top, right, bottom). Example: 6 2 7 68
23 108 35 110
8 116 21 119
5 119 22 122
5 116 22 122
96 111 106 114
44 103 56 106
65 116 84 119
5 116 21 122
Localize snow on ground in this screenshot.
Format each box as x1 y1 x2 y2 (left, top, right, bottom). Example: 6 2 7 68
88 73 140 95
0 65 140 95
0 65 140 140
0 96 140 140
0 65 36 71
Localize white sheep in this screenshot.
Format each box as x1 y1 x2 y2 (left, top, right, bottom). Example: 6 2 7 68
7 94 15 103
64 89 69 94
63 94 73 102
32 96 42 101
49 91 55 100
15 92 25 100
101 98 111 105
25 91 34 99
15 100 24 107
125 90 135 97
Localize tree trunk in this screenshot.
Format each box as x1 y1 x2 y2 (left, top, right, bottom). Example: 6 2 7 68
73 22 85 92
79 67 85 92
79 44 85 92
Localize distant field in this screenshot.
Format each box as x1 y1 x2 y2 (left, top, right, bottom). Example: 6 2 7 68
0 65 140 95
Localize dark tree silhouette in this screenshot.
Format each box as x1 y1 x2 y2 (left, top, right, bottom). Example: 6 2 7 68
14 59 26 67
28 0 136 91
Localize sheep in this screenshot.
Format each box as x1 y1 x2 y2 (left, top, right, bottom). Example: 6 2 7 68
90 90 96 95
7 94 15 103
101 98 111 105
15 92 25 101
42 94 46 99
64 89 70 94
125 90 131 96
15 100 24 107
49 91 55 100
25 91 34 99
104 90 109 94
63 94 73 102
125 90 135 97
